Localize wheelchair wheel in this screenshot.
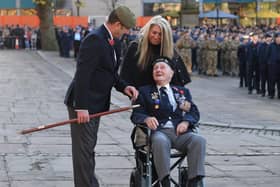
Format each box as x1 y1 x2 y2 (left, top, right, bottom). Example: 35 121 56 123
129 168 141 187
180 167 188 186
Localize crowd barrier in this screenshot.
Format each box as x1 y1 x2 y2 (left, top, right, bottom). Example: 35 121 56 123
0 16 88 28
0 16 154 28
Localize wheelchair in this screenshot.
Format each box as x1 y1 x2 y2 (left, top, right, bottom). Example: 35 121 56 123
129 125 189 187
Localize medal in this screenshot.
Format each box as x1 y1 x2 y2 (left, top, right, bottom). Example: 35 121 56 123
154 99 160 109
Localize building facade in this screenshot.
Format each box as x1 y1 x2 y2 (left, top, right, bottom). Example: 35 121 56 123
0 0 279 26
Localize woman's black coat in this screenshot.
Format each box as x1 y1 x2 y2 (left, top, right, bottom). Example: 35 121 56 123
120 41 191 88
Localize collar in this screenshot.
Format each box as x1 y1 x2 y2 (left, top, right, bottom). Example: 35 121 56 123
157 83 171 92
103 23 113 40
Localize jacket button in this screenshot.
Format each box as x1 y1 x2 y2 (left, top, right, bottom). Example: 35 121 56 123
168 117 172 119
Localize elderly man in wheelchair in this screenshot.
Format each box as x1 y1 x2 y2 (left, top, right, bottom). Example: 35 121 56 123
130 57 206 187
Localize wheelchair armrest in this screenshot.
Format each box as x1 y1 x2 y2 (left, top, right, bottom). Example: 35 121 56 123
131 123 151 149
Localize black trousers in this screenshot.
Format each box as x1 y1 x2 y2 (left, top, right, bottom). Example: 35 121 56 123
239 61 247 87
259 64 268 95
73 40 81 58
68 107 100 187
247 63 260 92
268 64 280 97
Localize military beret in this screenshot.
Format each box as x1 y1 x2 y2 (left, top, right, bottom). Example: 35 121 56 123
115 6 136 29
152 56 175 70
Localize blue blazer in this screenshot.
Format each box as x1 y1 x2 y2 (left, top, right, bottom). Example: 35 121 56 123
131 84 200 130
64 25 127 114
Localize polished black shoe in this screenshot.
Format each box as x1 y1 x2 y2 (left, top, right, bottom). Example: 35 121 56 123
261 93 265 97
269 95 274 99
160 175 170 187
248 90 252 94
188 176 204 187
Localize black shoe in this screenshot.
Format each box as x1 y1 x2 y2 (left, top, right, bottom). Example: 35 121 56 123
269 95 274 99
256 90 261 94
188 176 204 187
161 175 170 187
248 90 252 94
261 93 265 97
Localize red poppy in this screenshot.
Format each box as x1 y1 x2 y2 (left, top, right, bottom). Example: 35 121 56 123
179 90 184 95
108 39 115 46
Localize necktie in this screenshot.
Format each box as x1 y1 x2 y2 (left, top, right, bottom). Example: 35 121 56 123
159 87 174 128
160 87 172 109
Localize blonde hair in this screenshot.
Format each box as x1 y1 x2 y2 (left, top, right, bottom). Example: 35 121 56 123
137 15 174 70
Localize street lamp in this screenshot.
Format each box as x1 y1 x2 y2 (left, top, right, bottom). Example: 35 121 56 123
255 0 259 26
75 0 82 16
215 0 220 27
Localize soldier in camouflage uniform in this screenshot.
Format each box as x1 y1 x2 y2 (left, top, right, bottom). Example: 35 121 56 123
229 36 240 76
196 34 206 74
204 33 219 76
176 31 196 74
201 34 208 75
223 36 232 75
220 36 228 75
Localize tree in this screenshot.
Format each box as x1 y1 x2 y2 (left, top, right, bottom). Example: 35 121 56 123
102 0 119 13
33 0 58 50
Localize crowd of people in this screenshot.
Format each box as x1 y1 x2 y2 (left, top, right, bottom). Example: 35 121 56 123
0 25 40 50
170 24 280 99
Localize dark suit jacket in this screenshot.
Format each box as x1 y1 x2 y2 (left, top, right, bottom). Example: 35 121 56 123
246 42 259 65
131 84 199 130
64 24 127 114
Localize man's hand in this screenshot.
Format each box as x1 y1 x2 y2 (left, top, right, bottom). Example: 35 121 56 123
124 86 138 101
144 117 159 130
176 121 189 135
76 110 90 124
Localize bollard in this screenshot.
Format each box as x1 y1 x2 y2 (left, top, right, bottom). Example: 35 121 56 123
15 37 19 49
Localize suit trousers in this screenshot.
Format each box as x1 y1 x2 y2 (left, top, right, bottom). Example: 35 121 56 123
151 128 206 181
68 107 100 187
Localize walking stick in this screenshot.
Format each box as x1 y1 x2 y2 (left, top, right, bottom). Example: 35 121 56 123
19 104 140 135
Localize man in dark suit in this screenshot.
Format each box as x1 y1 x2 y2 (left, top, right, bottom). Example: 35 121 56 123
247 32 260 94
258 33 272 97
131 57 206 187
237 35 249 88
267 32 280 99
64 6 138 187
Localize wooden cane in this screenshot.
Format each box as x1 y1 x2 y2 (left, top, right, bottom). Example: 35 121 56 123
19 104 140 135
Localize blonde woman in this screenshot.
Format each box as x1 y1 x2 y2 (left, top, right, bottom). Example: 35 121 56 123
120 15 190 88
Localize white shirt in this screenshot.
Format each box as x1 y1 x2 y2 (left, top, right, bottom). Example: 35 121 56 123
103 23 116 62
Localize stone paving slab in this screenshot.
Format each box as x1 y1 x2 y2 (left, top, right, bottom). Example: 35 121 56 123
0 50 279 187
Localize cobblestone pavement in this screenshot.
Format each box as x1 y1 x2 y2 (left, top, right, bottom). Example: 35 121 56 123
0 50 279 187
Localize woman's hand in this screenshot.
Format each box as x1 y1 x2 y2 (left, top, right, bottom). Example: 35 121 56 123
176 121 189 135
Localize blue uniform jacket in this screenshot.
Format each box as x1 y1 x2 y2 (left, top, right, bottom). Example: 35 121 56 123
268 42 280 65
131 84 200 130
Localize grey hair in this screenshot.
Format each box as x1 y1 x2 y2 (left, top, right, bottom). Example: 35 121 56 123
136 15 174 70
